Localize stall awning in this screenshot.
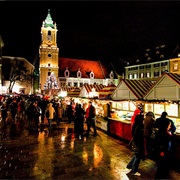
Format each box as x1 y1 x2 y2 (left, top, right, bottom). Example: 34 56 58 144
99 84 116 98
67 87 81 97
84 84 105 93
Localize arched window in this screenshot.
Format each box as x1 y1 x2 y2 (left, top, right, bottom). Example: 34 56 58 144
109 71 114 79
64 67 69 78
90 71 94 79
77 68 82 78
48 31 51 35
47 31 51 41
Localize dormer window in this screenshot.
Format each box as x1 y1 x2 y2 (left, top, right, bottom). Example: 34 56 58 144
90 71 94 79
109 71 114 79
64 67 69 78
77 68 82 78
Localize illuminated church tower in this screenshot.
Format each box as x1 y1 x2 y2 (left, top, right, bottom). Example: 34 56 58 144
39 9 59 90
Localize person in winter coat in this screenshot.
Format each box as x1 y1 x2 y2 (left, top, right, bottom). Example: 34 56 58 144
33 101 41 131
143 111 155 157
75 103 85 139
57 103 63 126
1 102 8 126
154 119 174 179
155 111 176 135
126 113 145 176
130 106 141 130
67 103 73 124
85 101 97 137
45 102 55 129
26 102 35 128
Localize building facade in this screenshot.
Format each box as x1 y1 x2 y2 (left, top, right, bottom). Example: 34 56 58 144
39 9 59 91
1 56 34 94
39 10 118 92
125 59 169 81
125 45 180 81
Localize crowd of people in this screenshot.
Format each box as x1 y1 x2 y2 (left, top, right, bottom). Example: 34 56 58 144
0 95 98 139
0 95 177 178
126 106 176 178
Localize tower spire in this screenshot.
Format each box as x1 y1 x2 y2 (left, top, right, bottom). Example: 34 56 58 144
44 9 54 28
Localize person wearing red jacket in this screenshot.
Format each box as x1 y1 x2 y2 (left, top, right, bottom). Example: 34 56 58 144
85 101 97 137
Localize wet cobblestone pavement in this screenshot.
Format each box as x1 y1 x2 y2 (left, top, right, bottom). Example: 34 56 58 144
0 120 180 180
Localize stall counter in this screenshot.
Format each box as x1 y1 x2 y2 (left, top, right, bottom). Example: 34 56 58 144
108 117 132 141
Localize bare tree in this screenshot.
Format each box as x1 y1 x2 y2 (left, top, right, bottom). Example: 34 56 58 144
8 58 32 93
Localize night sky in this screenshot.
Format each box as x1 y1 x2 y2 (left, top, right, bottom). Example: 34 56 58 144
1 1 180 71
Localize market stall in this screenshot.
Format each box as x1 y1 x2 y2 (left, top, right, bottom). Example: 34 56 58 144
143 72 180 161
109 79 153 141
144 72 180 134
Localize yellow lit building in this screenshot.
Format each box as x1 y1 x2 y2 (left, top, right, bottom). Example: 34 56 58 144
39 9 59 91
39 10 118 92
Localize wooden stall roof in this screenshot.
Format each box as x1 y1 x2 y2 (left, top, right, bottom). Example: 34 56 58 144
112 79 154 99
83 84 105 93
99 84 116 97
143 72 180 98
67 87 81 97
161 72 180 85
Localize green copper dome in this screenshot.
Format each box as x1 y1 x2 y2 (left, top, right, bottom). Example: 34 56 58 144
44 9 54 28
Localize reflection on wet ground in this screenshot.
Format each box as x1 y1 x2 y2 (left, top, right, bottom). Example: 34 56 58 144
0 121 180 179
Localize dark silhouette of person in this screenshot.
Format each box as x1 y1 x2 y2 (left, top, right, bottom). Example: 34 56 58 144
74 103 85 139
85 101 97 137
126 113 145 176
154 120 173 179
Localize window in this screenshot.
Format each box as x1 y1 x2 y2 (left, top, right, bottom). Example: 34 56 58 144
154 63 160 67
48 54 51 58
64 67 69 78
90 71 94 79
48 31 51 35
140 66 144 69
48 63 50 67
173 62 179 71
146 72 150 78
48 71 51 76
109 71 114 79
134 73 137 79
140 73 144 78
129 74 132 79
47 31 52 41
146 65 151 69
68 82 71 87
77 68 82 78
80 83 83 87
154 71 159 77
133 67 138 70
74 82 77 87
161 62 167 66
